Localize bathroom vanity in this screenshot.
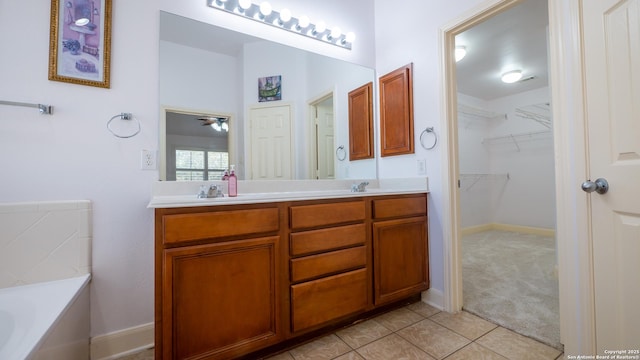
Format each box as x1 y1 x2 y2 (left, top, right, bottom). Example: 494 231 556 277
150 179 429 359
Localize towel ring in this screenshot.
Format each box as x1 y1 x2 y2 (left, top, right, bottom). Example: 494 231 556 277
107 113 141 138
420 127 437 150
336 145 347 161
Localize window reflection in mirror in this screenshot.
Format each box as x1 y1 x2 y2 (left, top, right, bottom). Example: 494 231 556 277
160 109 233 181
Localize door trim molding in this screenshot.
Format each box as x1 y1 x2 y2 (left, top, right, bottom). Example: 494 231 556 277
548 0 596 354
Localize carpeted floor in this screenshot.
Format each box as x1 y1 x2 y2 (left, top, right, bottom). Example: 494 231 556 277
462 230 562 350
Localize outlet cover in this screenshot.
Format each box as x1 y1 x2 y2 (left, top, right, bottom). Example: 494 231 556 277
417 159 426 175
141 150 157 170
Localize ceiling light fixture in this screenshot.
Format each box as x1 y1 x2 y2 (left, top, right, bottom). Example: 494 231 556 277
207 0 353 49
455 46 466 62
501 70 523 83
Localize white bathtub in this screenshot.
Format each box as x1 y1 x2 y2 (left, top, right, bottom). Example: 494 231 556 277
0 274 91 360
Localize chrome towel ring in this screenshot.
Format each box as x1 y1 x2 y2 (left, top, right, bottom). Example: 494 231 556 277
107 113 141 138
420 127 437 150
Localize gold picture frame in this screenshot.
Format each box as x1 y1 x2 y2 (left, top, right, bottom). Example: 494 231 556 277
48 0 112 88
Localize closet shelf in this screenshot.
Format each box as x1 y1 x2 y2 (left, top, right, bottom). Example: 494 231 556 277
459 173 510 191
482 130 552 151
514 103 552 129
458 103 506 120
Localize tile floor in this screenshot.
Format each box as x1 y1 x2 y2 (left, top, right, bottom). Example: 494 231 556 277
117 302 563 360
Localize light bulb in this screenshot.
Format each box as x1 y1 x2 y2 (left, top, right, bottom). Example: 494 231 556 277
501 70 523 83
297 15 310 30
314 21 326 34
279 8 291 24
238 0 251 11
330 27 342 39
211 122 221 131
222 122 229 131
455 46 466 62
259 2 272 16
345 32 356 43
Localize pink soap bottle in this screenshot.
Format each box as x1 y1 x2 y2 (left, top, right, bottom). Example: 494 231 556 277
221 169 229 180
228 165 237 197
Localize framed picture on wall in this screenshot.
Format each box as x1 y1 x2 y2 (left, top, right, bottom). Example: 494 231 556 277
48 0 112 88
258 75 282 102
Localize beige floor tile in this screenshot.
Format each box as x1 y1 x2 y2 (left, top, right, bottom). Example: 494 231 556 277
476 327 562 360
333 351 365 360
397 319 470 359
445 343 508 360
430 311 498 340
336 319 393 348
289 334 352 360
356 334 436 360
407 301 441 318
265 351 295 359
374 307 425 332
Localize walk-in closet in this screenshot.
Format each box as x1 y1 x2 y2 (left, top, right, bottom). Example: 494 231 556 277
454 0 561 350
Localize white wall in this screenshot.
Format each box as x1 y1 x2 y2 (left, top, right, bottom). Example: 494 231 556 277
0 0 376 339
457 88 555 229
373 0 485 297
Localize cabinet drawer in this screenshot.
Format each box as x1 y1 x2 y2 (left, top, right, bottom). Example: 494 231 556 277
372 196 426 219
290 224 365 256
290 246 366 283
162 208 279 245
290 201 365 230
291 269 368 332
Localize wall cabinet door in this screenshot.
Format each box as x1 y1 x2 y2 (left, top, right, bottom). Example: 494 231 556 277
379 63 414 157
162 236 280 360
373 216 428 305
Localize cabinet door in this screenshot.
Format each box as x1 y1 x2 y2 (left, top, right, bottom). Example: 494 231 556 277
348 82 374 160
379 63 414 157
162 237 280 360
373 216 428 305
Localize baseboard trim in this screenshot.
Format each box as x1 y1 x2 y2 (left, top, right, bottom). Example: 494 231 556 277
90 323 154 360
462 223 555 237
422 288 444 310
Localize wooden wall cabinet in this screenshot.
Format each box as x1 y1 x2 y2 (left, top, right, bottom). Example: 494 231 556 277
379 63 414 157
348 82 374 160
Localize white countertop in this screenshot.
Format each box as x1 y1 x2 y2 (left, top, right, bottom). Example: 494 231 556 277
148 178 429 208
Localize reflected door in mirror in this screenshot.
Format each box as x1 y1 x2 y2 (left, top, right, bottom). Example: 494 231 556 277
348 82 374 161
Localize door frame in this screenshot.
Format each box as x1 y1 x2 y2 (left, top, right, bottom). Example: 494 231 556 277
307 90 336 179
439 0 595 354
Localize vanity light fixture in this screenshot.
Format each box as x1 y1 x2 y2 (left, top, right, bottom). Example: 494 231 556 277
207 0 354 49
455 46 466 62
501 70 523 83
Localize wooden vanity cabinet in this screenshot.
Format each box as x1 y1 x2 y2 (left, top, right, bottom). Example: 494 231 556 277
155 204 285 360
372 195 429 305
288 200 371 334
154 193 428 359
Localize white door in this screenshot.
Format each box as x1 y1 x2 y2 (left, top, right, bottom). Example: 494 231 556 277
249 105 293 180
582 0 640 352
315 99 335 179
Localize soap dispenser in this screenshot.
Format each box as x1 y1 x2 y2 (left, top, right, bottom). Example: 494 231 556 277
228 165 237 197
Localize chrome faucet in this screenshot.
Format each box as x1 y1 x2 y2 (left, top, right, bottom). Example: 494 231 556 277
197 184 224 198
351 181 369 193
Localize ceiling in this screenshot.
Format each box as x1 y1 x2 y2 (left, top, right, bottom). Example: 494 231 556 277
455 0 549 101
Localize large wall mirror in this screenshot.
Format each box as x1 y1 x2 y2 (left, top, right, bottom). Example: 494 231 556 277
159 11 377 181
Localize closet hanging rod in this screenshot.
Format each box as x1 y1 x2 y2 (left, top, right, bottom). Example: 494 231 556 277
0 100 53 115
482 130 551 144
